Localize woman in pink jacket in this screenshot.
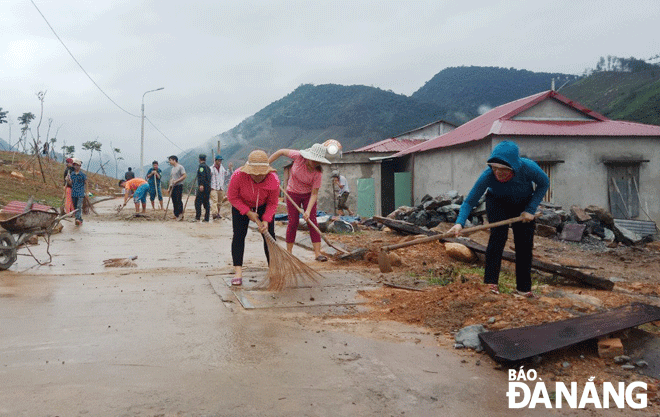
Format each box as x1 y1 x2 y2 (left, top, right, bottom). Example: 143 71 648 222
269 143 331 262
226 150 280 286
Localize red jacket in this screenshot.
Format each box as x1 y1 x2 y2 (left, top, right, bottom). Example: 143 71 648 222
227 169 280 222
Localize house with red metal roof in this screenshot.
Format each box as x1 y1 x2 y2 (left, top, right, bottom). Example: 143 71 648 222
389 90 660 224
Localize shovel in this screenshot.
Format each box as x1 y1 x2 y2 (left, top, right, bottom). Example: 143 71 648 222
378 214 539 273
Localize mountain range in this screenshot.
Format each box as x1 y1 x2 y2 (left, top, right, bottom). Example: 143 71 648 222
163 62 660 180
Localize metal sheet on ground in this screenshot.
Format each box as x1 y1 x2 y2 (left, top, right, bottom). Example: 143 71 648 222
479 303 660 362
207 270 375 310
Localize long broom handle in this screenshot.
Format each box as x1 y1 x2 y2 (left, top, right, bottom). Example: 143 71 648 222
162 192 171 220
381 213 540 252
181 172 199 218
279 185 349 254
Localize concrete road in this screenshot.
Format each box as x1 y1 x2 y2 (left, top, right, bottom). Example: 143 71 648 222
0 200 605 416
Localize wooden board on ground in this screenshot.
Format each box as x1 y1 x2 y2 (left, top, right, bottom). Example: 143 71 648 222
373 216 615 290
479 303 660 362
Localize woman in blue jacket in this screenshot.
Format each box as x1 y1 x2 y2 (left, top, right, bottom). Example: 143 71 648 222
448 141 549 297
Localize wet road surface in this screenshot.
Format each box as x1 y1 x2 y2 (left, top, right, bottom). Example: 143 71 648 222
0 200 578 416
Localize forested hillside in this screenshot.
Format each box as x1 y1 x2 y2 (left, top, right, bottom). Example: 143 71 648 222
560 57 660 126
411 66 578 121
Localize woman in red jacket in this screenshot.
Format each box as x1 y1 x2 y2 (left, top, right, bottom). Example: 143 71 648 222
226 150 280 286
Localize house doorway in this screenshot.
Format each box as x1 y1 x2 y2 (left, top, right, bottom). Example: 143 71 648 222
607 164 640 219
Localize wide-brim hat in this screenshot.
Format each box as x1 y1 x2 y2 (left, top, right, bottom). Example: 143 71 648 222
72 158 82 166
241 150 277 175
299 143 331 165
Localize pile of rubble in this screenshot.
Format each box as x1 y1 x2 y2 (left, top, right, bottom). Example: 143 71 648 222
385 191 657 246
387 191 485 229
536 203 654 246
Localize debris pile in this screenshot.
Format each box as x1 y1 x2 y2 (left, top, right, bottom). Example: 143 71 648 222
382 190 657 246
387 191 485 229
536 203 656 246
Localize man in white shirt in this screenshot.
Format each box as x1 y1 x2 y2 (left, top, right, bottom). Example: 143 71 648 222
210 154 228 219
332 170 353 216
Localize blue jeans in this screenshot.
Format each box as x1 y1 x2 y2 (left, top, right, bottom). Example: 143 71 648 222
71 196 84 221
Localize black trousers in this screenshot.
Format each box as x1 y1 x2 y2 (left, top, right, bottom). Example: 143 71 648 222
195 188 210 221
231 205 275 267
484 193 535 292
172 184 183 217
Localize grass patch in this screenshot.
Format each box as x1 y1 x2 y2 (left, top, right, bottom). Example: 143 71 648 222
412 265 485 287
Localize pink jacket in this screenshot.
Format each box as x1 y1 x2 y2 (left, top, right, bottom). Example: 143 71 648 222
227 169 280 222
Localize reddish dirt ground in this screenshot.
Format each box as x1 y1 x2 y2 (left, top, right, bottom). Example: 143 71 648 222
326 224 660 400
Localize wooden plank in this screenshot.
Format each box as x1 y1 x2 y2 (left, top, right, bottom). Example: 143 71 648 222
373 216 435 236
373 216 614 290
479 303 660 362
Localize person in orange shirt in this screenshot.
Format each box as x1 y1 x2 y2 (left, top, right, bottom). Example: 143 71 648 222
119 177 149 213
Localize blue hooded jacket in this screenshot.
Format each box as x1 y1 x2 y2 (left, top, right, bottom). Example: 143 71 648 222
455 141 549 226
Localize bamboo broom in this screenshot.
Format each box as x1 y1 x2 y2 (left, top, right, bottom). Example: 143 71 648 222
251 196 325 291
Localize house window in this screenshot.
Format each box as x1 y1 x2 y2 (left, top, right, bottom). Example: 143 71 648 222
606 163 640 219
536 162 555 203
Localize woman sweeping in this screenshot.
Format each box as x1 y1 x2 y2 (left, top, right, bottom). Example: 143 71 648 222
226 150 280 286
448 141 549 298
269 143 331 262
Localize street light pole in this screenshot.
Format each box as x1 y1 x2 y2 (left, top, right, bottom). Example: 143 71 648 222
140 87 164 178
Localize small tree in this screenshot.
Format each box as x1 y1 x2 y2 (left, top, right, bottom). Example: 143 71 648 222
61 145 75 159
50 137 57 159
111 144 122 178
17 112 35 152
0 108 7 125
82 140 102 171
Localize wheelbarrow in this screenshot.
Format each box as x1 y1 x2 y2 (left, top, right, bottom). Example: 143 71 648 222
0 209 76 270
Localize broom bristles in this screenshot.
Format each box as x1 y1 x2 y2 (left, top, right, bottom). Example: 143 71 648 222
259 233 325 291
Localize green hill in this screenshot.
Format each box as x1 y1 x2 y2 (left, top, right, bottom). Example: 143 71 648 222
411 66 578 121
560 62 660 126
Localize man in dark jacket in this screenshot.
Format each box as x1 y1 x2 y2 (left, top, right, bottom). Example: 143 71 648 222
124 167 135 180
194 154 212 222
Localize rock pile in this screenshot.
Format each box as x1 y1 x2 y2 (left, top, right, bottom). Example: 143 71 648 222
387 191 485 229
536 203 652 246
384 191 655 246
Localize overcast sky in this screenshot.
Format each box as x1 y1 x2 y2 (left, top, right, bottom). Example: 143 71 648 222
2 0 659 173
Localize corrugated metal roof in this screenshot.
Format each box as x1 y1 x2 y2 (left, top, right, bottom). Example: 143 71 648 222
391 90 660 158
349 138 426 153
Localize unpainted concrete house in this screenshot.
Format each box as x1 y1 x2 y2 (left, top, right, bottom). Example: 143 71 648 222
390 90 660 225
316 120 456 216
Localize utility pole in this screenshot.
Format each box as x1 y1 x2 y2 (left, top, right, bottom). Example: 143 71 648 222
140 87 164 178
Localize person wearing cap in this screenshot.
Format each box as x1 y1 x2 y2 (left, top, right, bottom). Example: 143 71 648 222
268 143 331 262
167 155 187 220
119 177 150 213
63 157 75 213
194 154 212 222
226 150 280 286
146 160 163 210
448 141 549 298
66 159 87 225
210 154 227 219
331 170 353 216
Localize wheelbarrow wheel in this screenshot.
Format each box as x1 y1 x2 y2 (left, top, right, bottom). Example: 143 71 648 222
0 232 17 270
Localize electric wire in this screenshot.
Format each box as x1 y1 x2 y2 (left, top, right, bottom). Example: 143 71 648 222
31 0 192 156
30 0 139 118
